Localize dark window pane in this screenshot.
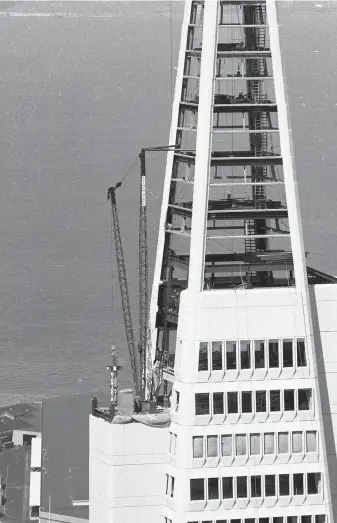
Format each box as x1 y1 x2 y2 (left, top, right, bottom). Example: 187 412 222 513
227 392 238 414
284 389 295 411
237 476 247 498
198 342 208 371
256 391 266 412
293 473 304 495
222 477 233 498
270 390 280 411
246 520 255 523
307 473 321 495
226 341 237 370
175 391 180 413
283 340 293 367
171 476 175 497
273 519 283 523
269 340 279 368
240 341 251 369
315 517 325 523
260 519 269 523
279 474 290 496
255 340 265 369
297 339 307 367
212 342 223 371
242 391 252 413
298 389 312 410
287 518 297 523
302 518 311 523
265 475 276 496
213 392 224 415
190 478 204 501
251 476 262 497
208 478 219 499
195 393 210 415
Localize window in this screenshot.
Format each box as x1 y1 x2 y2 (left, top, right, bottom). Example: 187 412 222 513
298 389 312 410
221 435 232 456
306 431 317 452
269 340 279 368
251 476 262 497
292 432 303 453
315 517 326 523
278 432 289 453
288 518 297 523
283 340 293 367
212 342 222 371
237 476 247 498
226 341 237 370
227 392 238 414
207 436 218 457
208 478 219 499
235 434 247 456
256 391 266 412
193 436 204 458
198 342 208 371
195 393 210 415
284 389 295 411
250 434 260 455
293 473 304 495
279 474 290 496
242 391 252 413
260 519 269 523
170 476 175 497
222 477 233 498
255 340 265 368
213 392 224 414
246 520 255 523
264 433 275 454
175 391 180 412
240 341 251 369
307 473 321 495
190 478 205 500
302 517 312 523
270 390 280 411
265 475 276 496
165 473 169 495
274 519 283 523
297 339 307 367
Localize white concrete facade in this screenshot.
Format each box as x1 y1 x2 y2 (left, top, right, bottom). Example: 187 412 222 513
163 284 337 522
89 415 170 523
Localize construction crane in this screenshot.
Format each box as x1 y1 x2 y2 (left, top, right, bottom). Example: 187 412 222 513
138 145 176 402
108 145 176 406
107 183 140 398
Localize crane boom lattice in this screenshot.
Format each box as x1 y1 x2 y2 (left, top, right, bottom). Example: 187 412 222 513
108 185 140 398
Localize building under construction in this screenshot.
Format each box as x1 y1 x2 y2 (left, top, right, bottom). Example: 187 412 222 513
90 1 337 522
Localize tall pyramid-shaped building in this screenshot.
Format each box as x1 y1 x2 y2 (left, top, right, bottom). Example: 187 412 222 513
149 1 337 522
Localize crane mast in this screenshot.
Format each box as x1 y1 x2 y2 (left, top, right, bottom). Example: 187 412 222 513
107 184 140 398
139 149 148 401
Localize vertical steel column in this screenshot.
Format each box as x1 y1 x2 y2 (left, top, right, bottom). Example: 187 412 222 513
188 0 219 292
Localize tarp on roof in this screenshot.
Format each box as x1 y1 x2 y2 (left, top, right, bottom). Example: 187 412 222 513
31 437 42 468
110 409 171 426
29 471 41 507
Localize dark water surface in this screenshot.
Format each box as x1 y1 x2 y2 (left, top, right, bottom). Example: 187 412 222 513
0 1 336 406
